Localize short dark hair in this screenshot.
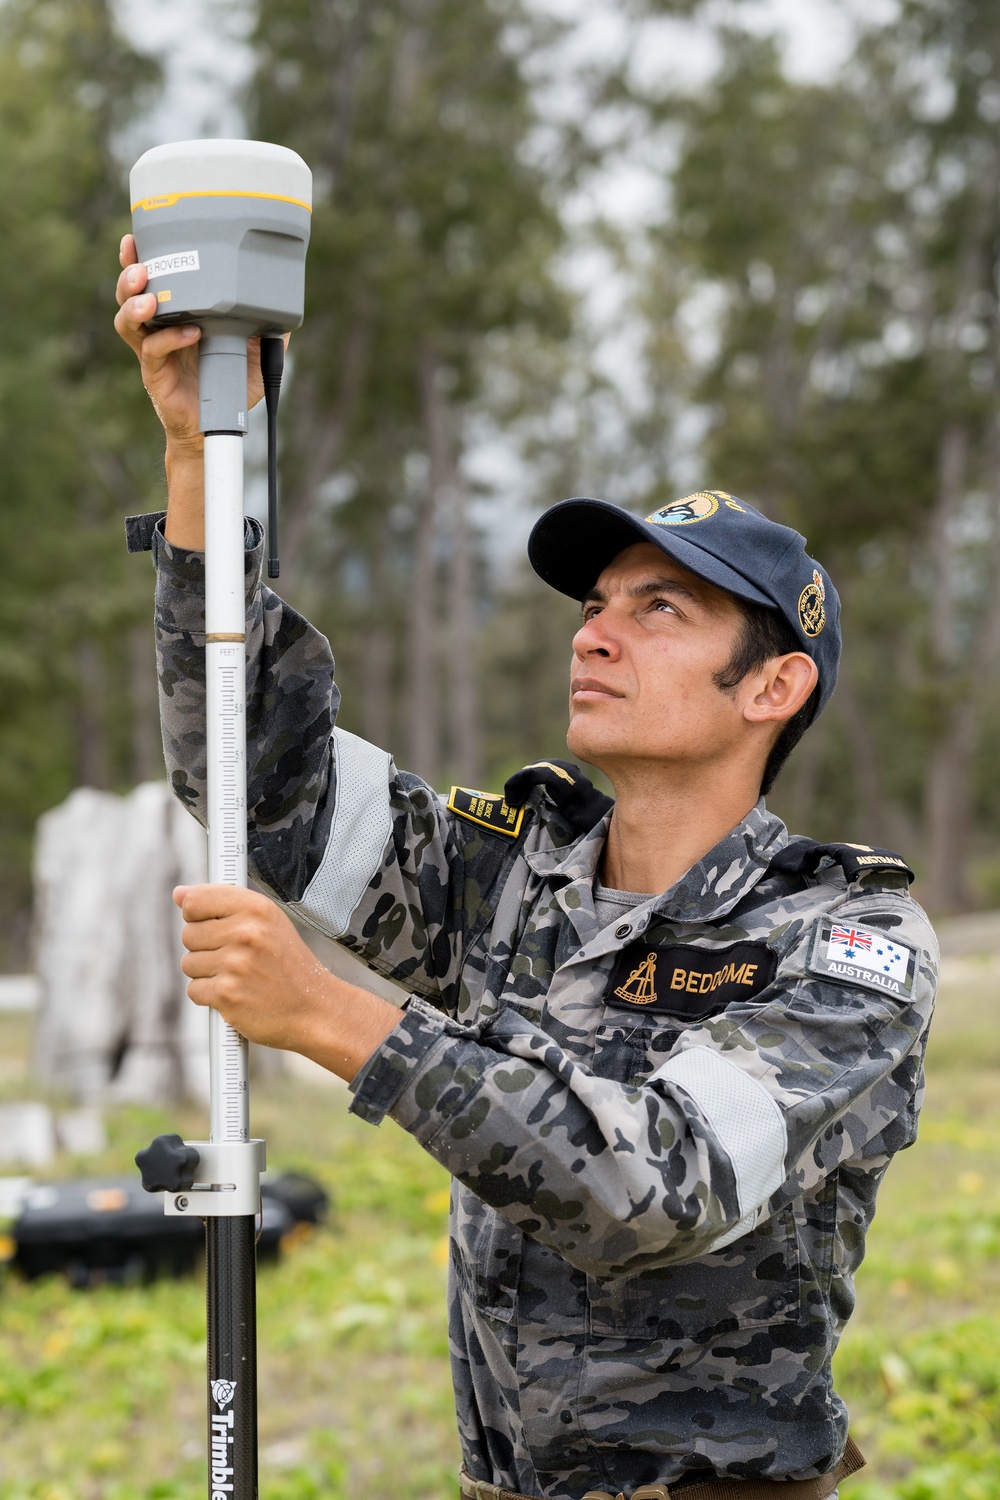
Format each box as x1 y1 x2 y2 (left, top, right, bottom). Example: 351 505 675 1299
714 599 817 796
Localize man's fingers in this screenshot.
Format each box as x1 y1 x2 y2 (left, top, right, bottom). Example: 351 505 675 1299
139 322 201 371
180 949 218 979
173 883 266 923
184 978 216 1010
119 233 138 268
179 916 234 953
115 259 148 307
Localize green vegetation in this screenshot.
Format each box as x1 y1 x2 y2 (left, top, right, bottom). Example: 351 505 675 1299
6 0 1000 952
835 954 1000 1499
0 944 997 1499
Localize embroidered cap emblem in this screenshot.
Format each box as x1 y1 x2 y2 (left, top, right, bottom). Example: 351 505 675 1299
797 568 827 637
645 492 720 526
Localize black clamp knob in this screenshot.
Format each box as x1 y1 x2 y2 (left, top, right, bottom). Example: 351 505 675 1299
135 1133 201 1194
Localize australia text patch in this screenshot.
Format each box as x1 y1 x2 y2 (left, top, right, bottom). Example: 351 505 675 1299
448 785 524 839
606 941 777 1019
807 919 915 1000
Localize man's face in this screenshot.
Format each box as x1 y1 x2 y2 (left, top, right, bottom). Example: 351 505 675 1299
566 542 754 773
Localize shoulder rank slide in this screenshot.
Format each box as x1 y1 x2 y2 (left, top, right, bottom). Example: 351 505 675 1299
448 786 524 839
503 758 614 833
769 838 914 885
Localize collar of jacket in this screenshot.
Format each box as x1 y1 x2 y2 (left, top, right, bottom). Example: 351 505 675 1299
525 799 789 926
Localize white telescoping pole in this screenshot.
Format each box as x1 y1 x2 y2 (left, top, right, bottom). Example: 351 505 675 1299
129 140 312 1500
204 432 250 1145
200 361 260 1500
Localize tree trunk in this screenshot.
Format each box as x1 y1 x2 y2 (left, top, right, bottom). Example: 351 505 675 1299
833 652 890 845
447 468 482 786
360 542 393 752
406 341 443 783
281 312 371 577
923 421 970 910
74 637 110 789
129 623 161 783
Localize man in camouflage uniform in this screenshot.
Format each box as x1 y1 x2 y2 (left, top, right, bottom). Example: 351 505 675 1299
115 241 936 1500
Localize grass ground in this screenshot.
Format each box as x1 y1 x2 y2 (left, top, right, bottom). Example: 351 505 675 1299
0 933 997 1500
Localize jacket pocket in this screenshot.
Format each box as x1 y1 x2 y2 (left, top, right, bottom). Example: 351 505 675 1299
587 1206 803 1339
451 1181 523 1325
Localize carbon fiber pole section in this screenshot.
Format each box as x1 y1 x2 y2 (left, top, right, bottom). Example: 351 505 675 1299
206 1215 258 1500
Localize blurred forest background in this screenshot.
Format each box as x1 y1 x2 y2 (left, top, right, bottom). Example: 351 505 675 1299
3 0 1000 961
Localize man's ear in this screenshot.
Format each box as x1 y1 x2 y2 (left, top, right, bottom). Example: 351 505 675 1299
742 653 818 726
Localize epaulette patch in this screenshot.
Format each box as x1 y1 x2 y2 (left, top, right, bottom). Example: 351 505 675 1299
447 786 525 839
768 838 914 886
503 758 614 834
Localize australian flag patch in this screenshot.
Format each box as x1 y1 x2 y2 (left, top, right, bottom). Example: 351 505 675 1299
807 918 916 999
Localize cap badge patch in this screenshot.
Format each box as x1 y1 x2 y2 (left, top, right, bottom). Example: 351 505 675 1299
646 492 719 526
797 568 827 637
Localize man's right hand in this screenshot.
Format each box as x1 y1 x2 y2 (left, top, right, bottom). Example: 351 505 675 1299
114 234 271 550
114 233 204 457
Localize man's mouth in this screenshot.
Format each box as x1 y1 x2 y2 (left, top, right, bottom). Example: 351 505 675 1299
571 677 624 702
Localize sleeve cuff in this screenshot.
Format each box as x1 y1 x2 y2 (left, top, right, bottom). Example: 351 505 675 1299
348 995 480 1126
153 516 265 626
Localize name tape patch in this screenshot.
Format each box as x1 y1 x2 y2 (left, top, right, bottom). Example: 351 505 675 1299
448 785 524 839
144 250 201 280
807 918 915 1000
606 940 777 1019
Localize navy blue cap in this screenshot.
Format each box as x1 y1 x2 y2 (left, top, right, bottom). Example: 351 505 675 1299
527 489 841 718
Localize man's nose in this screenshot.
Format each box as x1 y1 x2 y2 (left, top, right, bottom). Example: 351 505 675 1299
571 610 622 659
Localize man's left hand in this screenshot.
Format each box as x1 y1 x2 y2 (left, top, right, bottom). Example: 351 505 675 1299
173 884 401 1080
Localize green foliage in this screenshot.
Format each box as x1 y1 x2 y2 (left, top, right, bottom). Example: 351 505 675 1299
0 961 997 1498
0 0 164 955
245 0 575 786
633 8 1000 906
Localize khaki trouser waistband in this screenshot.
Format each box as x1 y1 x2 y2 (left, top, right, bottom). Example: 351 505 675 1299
459 1436 865 1500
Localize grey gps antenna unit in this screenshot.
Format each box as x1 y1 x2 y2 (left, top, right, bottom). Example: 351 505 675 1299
130 139 312 1500
130 138 312 574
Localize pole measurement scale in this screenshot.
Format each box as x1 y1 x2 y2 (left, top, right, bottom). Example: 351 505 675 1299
132 139 312 1500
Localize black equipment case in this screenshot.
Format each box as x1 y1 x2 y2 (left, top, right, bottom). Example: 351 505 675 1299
11 1171 327 1286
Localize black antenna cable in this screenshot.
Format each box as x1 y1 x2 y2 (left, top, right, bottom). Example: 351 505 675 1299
261 335 284 579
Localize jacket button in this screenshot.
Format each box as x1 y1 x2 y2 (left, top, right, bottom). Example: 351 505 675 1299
615 924 631 939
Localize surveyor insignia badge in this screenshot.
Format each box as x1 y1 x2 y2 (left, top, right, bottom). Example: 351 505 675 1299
606 940 778 1018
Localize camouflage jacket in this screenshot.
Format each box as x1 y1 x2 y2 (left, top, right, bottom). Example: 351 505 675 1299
151 519 938 1498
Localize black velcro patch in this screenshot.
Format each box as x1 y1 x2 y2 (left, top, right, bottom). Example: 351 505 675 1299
606 941 777 1019
503 758 613 834
768 838 914 885
124 511 166 553
448 786 525 839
